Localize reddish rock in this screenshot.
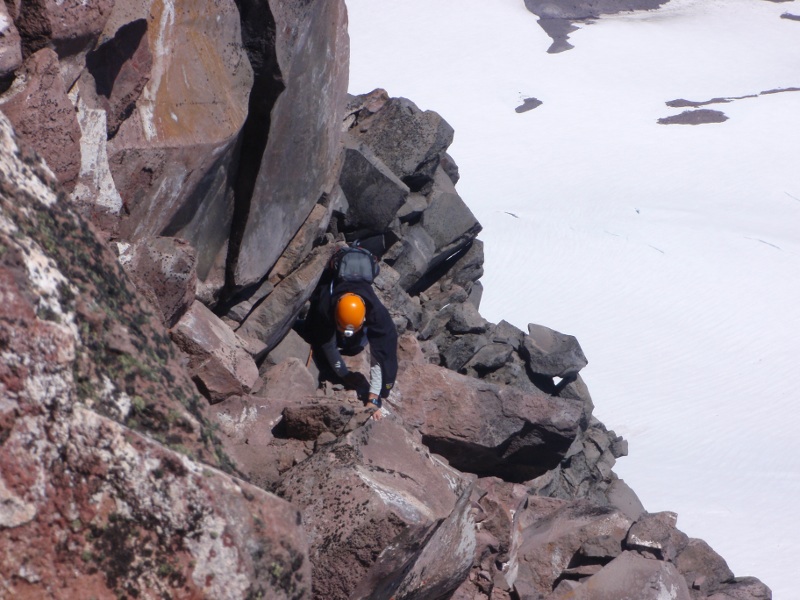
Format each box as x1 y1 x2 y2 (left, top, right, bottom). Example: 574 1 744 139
392 361 583 481
0 48 81 191
207 358 319 488
675 538 735 596
237 244 334 358
0 115 310 599
626 511 689 562
12 0 113 56
84 17 153 138
0 3 22 77
268 201 336 285
171 301 259 403
278 418 470 599
101 0 252 280
550 551 691 600
119 236 197 328
506 497 633 597
0 112 214 463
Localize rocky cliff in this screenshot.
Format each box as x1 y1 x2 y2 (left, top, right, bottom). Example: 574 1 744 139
0 1 772 599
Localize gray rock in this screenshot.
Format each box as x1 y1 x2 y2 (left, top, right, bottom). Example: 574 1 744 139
463 343 515 377
491 320 525 348
348 95 455 189
447 301 489 335
520 322 588 377
391 225 437 290
237 245 333 358
233 0 349 287
421 167 482 256
706 577 772 600
606 478 646 522
440 332 490 372
339 136 410 233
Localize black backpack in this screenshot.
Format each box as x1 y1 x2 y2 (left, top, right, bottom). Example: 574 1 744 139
329 243 380 284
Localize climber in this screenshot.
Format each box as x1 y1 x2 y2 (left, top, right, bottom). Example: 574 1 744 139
301 260 398 419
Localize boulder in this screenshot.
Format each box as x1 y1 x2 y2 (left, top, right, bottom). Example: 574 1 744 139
0 3 22 77
236 245 333 358
549 551 691 600
0 402 311 599
626 511 689 562
393 361 583 481
232 0 349 287
348 95 455 190
118 236 197 328
521 322 589 378
506 497 633 597
0 48 82 191
342 88 390 131
420 167 482 258
605 478 646 522
170 301 259 403
675 538 735 596
372 259 425 333
706 577 772 600
12 0 114 85
277 418 470 599
352 485 476 600
261 328 313 373
339 136 409 233
207 358 318 489
99 0 253 281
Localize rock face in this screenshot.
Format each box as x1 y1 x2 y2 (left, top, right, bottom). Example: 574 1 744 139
0 114 310 599
0 2 774 599
231 0 350 288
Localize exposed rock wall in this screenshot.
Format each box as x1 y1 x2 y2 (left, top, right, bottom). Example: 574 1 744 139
0 2 773 600
0 114 310 599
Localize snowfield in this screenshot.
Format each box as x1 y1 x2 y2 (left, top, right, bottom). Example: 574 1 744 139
346 0 800 597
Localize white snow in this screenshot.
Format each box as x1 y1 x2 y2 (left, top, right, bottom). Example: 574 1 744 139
346 0 800 597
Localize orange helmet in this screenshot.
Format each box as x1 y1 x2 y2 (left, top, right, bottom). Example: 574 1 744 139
335 293 366 337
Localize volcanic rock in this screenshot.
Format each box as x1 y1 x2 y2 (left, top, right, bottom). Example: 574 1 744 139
232 0 349 287
170 301 259 403
347 94 455 190
0 3 22 77
277 417 471 599
118 236 197 328
0 48 81 191
393 360 583 481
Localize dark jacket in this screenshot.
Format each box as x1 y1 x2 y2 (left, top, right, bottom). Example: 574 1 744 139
307 275 398 397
